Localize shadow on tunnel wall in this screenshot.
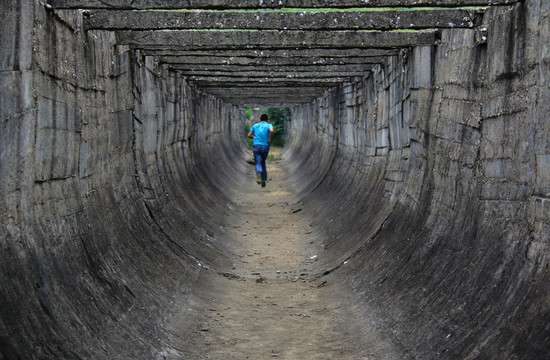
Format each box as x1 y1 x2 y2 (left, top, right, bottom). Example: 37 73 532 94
1 2 249 358
1 1 549 359
282 2 549 358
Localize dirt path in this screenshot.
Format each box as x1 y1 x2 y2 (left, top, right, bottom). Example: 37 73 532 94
186 149 356 359
162 147 410 359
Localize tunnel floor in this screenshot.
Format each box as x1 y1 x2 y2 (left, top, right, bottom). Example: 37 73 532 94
166 148 404 359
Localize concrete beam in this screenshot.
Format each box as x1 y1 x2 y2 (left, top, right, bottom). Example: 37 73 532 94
164 63 377 73
201 94 324 106
159 55 387 66
193 80 348 105
196 83 343 88
85 9 482 31
142 48 401 58
187 76 353 85
197 83 331 105
171 70 369 78
48 0 519 9
210 98 322 106
204 88 327 96
116 30 438 49
228 100 316 107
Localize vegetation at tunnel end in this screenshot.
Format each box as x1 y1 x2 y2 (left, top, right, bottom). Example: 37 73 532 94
244 107 290 148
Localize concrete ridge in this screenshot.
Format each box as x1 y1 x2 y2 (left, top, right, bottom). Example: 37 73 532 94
115 29 440 48
84 9 482 31
48 0 519 9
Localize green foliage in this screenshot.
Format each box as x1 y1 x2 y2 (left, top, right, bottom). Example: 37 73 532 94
244 107 290 147
244 121 253 148
262 107 290 147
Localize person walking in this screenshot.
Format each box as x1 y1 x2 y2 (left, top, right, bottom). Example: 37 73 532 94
247 114 274 187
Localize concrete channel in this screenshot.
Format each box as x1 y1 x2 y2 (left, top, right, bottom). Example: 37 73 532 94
1 1 549 358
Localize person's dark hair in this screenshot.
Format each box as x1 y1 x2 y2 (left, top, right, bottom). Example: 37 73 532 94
260 114 269 122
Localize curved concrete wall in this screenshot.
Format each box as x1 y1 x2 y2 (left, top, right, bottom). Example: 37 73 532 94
1 1 548 359
1 3 247 358
284 2 549 358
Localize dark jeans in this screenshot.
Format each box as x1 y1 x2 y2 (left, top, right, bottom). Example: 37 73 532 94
253 144 270 181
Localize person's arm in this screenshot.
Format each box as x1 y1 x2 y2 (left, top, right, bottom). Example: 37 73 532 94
268 127 274 145
247 130 254 139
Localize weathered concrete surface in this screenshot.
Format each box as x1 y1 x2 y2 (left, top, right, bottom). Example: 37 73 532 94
168 63 375 74
115 29 439 49
85 9 482 31
48 0 520 10
159 55 387 66
144 48 402 58
283 2 550 358
1 1 549 360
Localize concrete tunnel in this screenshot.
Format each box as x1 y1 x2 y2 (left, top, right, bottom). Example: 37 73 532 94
1 0 549 358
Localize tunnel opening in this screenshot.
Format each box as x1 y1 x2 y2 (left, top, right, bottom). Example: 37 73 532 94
1 0 549 359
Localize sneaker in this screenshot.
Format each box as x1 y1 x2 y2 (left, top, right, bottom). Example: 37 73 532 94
256 172 261 184
261 181 266 188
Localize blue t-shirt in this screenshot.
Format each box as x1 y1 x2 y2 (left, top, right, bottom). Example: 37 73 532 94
250 122 273 146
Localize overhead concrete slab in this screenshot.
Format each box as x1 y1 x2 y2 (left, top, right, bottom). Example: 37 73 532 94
115 29 439 49
142 48 402 58
85 9 482 31
158 55 387 66
48 0 519 9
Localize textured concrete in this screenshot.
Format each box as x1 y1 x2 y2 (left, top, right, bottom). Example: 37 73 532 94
283 3 550 358
1 1 549 359
48 0 520 10
115 29 439 49
85 9 482 31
